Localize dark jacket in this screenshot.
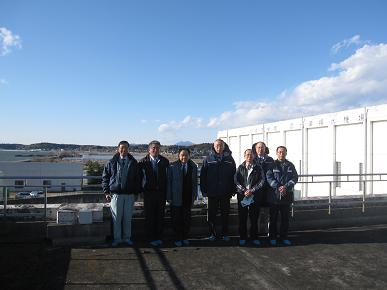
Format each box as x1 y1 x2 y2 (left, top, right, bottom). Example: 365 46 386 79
167 159 198 207
102 153 140 195
139 154 169 195
266 159 298 204
251 142 275 205
200 143 236 198
234 161 265 203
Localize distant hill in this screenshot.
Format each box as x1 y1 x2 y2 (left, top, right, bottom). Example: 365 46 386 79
0 142 212 157
175 141 194 146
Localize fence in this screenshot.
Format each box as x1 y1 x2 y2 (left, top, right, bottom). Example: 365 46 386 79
1 173 387 219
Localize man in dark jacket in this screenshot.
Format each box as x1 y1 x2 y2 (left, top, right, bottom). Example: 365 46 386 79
167 148 198 247
200 139 236 241
234 149 265 246
266 146 298 246
139 140 169 246
102 141 140 247
252 141 275 236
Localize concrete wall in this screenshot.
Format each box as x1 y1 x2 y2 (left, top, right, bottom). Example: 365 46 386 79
218 104 387 198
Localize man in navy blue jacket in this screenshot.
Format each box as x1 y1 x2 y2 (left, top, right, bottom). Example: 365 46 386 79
266 146 298 246
102 141 140 247
139 140 170 246
200 139 236 241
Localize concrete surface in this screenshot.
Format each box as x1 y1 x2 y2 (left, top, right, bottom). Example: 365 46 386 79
1 222 387 289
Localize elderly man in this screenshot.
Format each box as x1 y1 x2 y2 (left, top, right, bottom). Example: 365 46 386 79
139 140 170 246
200 139 236 241
266 146 298 246
102 141 140 247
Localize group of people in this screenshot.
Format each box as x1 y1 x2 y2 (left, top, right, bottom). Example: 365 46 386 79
102 139 298 248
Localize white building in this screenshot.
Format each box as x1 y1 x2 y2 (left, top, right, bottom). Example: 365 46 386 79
0 162 83 192
217 104 387 199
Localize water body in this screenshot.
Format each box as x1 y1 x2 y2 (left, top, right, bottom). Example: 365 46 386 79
0 150 54 162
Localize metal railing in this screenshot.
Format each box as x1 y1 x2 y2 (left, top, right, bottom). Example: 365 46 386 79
1 173 387 219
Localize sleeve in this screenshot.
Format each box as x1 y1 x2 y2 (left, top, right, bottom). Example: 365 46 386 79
285 163 299 191
266 168 280 190
134 161 141 195
234 166 246 195
199 158 208 197
166 165 173 201
101 162 111 194
250 166 266 194
192 163 198 201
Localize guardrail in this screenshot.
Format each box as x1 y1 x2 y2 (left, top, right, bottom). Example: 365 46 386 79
1 174 387 219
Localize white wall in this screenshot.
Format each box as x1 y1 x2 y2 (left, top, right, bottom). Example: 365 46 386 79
217 103 387 199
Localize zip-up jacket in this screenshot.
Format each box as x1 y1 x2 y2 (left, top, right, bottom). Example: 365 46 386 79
234 161 265 203
139 154 169 194
102 153 140 195
200 144 236 198
266 159 298 204
167 159 198 207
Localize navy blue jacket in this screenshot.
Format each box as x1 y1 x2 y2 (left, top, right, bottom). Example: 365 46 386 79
234 161 265 204
102 153 140 195
266 159 298 204
200 143 236 198
139 154 169 195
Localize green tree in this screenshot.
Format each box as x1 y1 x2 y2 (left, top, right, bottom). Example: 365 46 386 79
85 160 104 185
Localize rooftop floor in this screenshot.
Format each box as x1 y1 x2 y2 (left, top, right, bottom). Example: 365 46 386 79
1 223 387 289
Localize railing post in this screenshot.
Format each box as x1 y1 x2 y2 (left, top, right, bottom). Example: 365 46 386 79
362 180 366 213
291 203 294 218
44 186 48 220
328 181 332 215
3 187 8 218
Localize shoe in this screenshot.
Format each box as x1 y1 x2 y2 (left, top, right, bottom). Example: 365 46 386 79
282 239 292 246
223 235 230 242
156 240 163 246
208 235 216 241
174 240 183 247
150 240 159 247
182 239 189 246
252 239 261 246
270 239 277 246
239 239 246 246
124 239 133 246
111 240 120 247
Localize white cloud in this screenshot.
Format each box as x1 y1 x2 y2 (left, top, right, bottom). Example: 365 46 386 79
158 115 203 132
331 35 367 55
0 79 7 85
159 42 387 132
0 27 22 56
140 119 147 124
207 43 387 129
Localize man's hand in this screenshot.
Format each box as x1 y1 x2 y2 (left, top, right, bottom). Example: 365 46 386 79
105 194 112 202
279 186 286 197
244 189 252 197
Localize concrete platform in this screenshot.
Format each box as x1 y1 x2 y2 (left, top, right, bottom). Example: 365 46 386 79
1 224 387 289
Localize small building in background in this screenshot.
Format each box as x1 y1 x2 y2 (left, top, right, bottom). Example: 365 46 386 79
0 162 83 193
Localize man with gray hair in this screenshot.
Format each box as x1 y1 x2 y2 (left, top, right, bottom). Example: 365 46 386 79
200 139 236 241
139 140 170 246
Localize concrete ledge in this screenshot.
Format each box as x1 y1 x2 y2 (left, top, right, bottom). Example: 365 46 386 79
46 220 110 246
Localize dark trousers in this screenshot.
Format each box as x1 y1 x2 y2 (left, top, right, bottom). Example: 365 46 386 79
207 196 230 237
237 199 260 240
269 203 290 240
171 205 192 240
144 192 165 241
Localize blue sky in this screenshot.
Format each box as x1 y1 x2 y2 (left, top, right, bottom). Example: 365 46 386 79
1 0 387 146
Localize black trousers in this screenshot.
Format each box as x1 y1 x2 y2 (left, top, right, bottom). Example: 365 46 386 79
171 205 192 240
237 198 260 240
207 196 230 237
144 192 165 241
269 203 290 240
